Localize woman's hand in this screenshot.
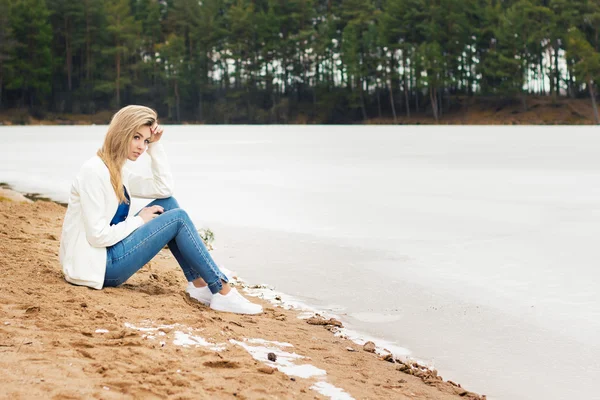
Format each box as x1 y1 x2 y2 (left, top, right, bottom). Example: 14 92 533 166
138 205 164 223
149 122 164 143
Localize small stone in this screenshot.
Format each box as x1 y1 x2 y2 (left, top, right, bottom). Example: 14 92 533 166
396 364 410 372
328 318 343 327
306 317 328 325
381 354 395 363
290 377 296 381
25 306 40 314
363 341 376 353
346 347 357 352
267 352 277 362
306 316 343 328
257 366 276 374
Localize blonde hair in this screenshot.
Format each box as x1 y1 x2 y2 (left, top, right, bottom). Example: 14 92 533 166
97 105 157 203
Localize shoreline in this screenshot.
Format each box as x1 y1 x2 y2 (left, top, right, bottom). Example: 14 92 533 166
0 186 486 399
1 182 416 361
0 96 599 125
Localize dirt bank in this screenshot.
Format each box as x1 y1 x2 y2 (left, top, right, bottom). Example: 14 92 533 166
0 195 484 399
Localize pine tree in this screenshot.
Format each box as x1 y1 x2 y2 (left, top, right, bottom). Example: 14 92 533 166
8 0 53 108
80 0 108 113
567 28 600 124
47 0 86 112
340 0 377 121
157 33 187 122
0 0 15 109
101 0 140 107
132 0 163 102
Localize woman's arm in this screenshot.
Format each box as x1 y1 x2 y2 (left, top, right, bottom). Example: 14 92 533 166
126 141 175 199
79 167 145 247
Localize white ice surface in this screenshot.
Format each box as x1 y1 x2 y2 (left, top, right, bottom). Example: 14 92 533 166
3 125 600 400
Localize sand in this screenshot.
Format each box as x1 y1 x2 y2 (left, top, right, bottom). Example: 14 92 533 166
0 193 485 399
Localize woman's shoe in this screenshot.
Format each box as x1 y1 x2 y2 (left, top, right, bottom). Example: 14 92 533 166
185 283 212 305
210 288 263 315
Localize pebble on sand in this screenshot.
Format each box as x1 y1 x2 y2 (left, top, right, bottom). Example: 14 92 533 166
363 341 376 353
258 366 277 374
306 316 343 328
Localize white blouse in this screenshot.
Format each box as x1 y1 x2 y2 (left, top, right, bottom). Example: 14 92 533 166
59 142 174 289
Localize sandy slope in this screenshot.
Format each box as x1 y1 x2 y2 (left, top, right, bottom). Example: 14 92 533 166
0 197 484 399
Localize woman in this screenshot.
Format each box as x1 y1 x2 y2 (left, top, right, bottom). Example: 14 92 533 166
59 105 262 315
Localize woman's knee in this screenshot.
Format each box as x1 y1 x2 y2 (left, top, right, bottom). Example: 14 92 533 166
170 208 192 225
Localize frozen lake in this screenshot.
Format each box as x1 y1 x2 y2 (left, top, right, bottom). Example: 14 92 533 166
1 125 599 399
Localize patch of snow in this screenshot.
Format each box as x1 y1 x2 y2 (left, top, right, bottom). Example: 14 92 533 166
310 381 355 400
173 331 226 351
230 338 326 379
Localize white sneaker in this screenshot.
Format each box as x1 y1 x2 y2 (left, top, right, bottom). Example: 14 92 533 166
210 288 263 315
186 283 212 305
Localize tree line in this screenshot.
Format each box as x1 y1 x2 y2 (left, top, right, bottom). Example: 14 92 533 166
0 0 599 124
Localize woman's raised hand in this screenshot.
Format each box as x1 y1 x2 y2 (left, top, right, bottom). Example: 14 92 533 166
150 122 164 143
138 205 164 223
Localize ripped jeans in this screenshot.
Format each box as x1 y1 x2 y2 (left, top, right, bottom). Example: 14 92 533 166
104 197 227 293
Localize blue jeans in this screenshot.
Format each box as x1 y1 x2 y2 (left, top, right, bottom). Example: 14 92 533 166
104 197 227 293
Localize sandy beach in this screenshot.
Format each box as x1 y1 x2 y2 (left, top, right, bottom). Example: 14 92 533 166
0 190 485 399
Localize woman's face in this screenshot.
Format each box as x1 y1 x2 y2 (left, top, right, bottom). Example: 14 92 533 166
128 126 152 161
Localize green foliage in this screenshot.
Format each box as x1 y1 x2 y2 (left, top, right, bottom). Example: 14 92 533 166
0 0 15 106
7 0 53 106
567 28 600 83
198 228 215 251
102 0 141 107
0 0 599 122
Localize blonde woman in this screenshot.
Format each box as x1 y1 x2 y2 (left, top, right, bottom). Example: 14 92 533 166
59 105 262 315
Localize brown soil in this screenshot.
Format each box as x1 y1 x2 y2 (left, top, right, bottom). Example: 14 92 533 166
368 96 599 125
0 96 597 125
0 195 485 399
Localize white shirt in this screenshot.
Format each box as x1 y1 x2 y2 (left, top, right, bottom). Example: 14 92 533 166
59 142 174 289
